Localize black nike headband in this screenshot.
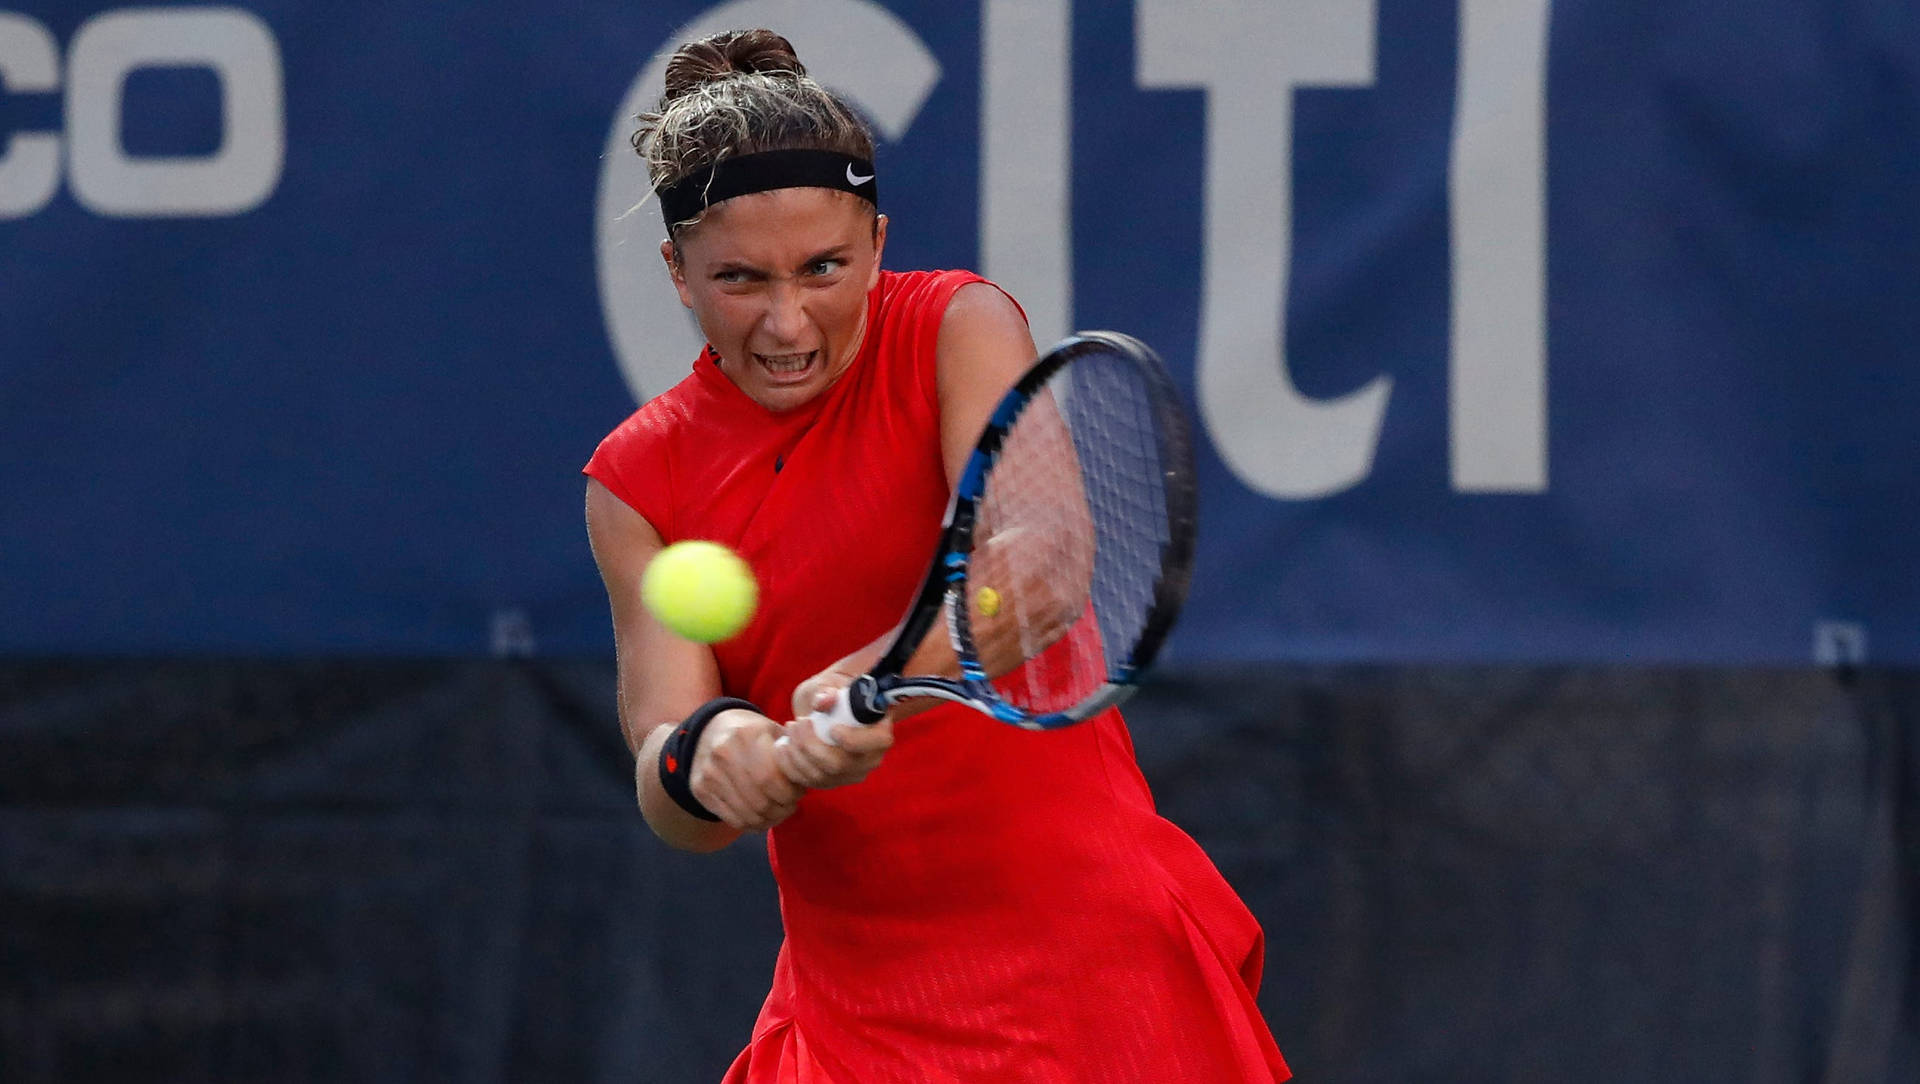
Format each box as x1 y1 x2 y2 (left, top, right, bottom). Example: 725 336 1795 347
657 149 879 231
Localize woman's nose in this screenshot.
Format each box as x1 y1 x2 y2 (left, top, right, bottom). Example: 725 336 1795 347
762 284 808 341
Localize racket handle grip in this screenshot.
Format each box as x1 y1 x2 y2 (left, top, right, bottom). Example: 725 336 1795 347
804 675 887 742
806 688 859 743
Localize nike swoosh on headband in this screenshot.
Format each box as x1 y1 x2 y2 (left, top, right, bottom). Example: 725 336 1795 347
846 164 876 186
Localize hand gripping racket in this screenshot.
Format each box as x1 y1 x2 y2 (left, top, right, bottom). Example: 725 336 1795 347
807 330 1197 739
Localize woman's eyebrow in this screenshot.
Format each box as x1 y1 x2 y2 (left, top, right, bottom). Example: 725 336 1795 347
794 244 852 269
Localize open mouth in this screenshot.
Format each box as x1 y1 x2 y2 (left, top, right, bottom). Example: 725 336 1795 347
753 350 818 382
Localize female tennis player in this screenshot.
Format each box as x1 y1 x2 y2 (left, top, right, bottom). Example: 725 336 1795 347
583 29 1289 1082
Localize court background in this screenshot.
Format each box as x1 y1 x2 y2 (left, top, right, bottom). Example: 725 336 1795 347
3 1 1916 1080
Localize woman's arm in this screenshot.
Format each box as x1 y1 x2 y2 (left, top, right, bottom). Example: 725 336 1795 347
777 281 1047 786
798 281 1041 684
585 479 804 850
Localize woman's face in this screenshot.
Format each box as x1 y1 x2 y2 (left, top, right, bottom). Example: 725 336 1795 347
663 187 887 413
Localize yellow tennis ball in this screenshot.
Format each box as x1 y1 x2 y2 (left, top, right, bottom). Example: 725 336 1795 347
976 586 1001 617
641 540 758 643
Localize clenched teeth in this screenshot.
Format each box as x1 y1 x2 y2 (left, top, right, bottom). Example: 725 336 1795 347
755 351 816 373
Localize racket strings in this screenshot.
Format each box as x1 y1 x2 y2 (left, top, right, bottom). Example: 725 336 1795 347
973 387 1101 711
973 351 1181 713
1061 353 1178 674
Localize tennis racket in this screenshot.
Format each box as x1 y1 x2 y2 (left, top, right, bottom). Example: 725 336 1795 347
806 330 1197 739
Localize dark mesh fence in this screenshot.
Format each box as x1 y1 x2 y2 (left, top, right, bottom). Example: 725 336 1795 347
3 661 1914 1082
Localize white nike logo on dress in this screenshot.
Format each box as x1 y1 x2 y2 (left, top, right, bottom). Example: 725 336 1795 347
846 164 875 186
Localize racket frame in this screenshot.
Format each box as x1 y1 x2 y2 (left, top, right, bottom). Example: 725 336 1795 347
824 331 1196 733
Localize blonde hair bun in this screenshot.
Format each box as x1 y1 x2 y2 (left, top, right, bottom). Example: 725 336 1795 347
662 29 805 104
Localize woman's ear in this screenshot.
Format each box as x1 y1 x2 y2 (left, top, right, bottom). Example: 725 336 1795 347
661 238 694 309
867 214 889 290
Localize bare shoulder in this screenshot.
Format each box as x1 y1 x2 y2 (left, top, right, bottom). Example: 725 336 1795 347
584 478 663 584
933 280 1038 484
585 476 653 539
937 280 1034 358
935 281 1036 399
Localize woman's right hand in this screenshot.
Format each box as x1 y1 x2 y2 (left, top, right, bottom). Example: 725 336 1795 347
774 678 896 790
690 707 807 832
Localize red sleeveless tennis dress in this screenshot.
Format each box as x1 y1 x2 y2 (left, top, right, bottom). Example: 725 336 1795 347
586 270 1288 1083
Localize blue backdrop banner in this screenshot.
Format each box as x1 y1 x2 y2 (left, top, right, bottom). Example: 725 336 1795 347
2 1 1916 662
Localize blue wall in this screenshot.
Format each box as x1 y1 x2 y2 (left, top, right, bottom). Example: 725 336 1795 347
3 1 1916 662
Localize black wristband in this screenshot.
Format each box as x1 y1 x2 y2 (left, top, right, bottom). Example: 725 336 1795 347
657 697 759 822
